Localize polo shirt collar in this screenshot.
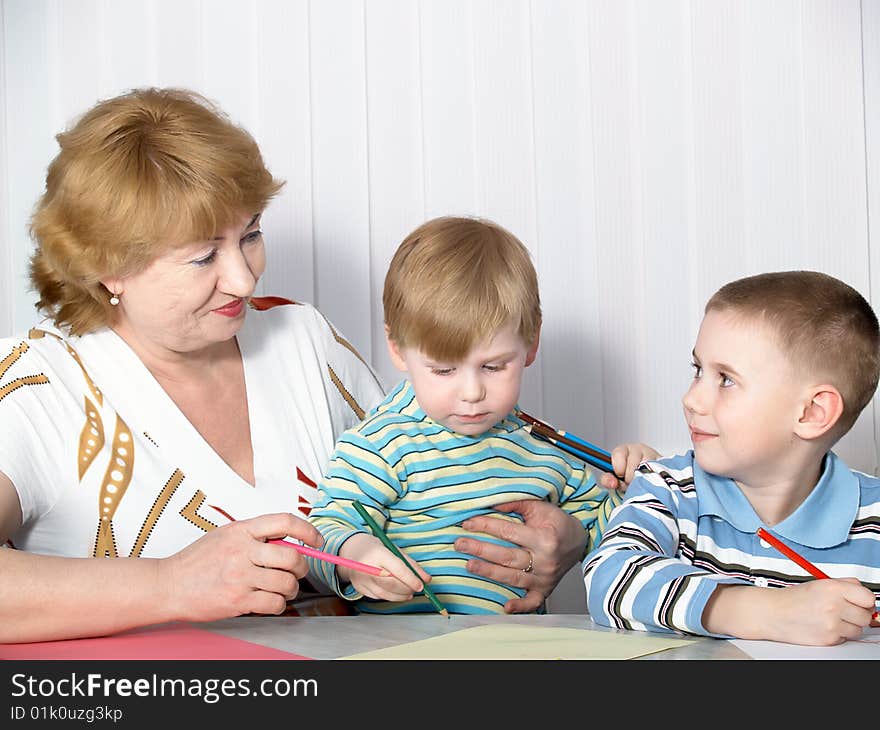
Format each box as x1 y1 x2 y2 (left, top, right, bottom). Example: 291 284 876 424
694 451 858 548
392 380 519 436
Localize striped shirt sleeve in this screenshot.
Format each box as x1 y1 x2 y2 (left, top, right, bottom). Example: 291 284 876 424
306 429 400 598
582 467 744 637
558 462 623 555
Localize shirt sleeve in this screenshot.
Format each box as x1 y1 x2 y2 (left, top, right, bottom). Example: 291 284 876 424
0 335 73 526
306 428 401 599
558 461 623 556
582 465 746 638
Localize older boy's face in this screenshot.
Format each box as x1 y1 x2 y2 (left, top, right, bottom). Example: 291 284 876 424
388 321 538 436
682 309 808 486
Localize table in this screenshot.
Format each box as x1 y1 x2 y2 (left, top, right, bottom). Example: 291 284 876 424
200 613 750 660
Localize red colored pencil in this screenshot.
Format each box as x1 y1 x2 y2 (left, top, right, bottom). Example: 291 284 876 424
757 527 829 579
210 505 390 578
757 527 878 620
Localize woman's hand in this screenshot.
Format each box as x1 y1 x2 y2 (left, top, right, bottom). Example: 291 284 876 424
161 512 324 622
597 442 660 490
453 500 586 613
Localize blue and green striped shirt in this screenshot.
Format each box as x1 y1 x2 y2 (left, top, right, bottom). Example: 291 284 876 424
307 380 620 614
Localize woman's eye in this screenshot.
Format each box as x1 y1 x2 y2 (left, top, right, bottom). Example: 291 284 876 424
690 362 702 378
242 230 263 244
720 374 735 387
191 250 217 266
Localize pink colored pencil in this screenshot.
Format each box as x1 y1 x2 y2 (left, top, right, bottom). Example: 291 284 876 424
210 505 389 578
266 538 389 577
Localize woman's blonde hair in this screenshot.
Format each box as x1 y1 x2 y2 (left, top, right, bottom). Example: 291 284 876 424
383 216 541 361
29 87 284 334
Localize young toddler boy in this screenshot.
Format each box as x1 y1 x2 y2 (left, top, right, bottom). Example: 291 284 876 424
584 270 880 645
307 215 656 614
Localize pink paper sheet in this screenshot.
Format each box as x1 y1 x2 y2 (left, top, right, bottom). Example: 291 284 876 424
0 623 310 660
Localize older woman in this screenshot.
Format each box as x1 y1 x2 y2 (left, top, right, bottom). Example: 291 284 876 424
0 87 605 643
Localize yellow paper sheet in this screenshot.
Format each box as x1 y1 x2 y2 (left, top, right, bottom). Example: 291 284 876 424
340 624 692 660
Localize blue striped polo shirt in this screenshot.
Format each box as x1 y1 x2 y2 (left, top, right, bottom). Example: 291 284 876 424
583 450 880 637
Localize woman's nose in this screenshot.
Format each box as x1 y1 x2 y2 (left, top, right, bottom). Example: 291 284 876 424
218 248 257 297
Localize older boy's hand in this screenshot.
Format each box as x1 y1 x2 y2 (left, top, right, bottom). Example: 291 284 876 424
598 442 660 490
704 578 877 645
455 500 586 613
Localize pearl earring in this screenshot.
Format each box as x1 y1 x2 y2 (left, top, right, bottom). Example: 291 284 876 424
109 293 120 306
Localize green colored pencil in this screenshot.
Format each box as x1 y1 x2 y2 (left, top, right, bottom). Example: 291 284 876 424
352 500 449 618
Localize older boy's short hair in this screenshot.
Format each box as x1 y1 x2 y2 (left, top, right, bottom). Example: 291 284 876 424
30 87 284 335
706 270 880 435
383 216 541 361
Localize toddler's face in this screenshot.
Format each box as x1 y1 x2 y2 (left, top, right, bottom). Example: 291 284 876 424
388 321 537 436
682 309 808 486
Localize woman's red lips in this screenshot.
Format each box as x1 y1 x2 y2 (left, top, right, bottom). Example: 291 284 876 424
213 299 245 317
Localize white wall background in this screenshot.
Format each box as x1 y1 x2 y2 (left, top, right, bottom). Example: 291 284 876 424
1 0 878 612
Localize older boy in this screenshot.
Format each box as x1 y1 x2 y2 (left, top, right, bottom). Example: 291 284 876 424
307 216 656 614
584 270 880 645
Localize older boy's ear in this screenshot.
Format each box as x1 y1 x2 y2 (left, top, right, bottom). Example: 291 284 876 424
794 386 844 441
384 325 408 372
524 325 541 367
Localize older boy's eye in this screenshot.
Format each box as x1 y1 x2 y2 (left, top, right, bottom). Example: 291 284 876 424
431 368 453 376
720 373 735 387
483 364 505 373
690 362 702 378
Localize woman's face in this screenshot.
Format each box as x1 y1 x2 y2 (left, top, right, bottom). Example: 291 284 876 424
106 212 266 356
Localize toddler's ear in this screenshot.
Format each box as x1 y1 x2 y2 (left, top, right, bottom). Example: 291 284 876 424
794 386 844 441
384 325 408 372
524 325 541 367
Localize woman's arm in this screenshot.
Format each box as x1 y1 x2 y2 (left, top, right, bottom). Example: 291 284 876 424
0 471 321 643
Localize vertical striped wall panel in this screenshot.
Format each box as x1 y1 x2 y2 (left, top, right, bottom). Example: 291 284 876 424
0 0 9 336
364 0 424 383
310 1 373 365
866 0 880 478
255 0 314 304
